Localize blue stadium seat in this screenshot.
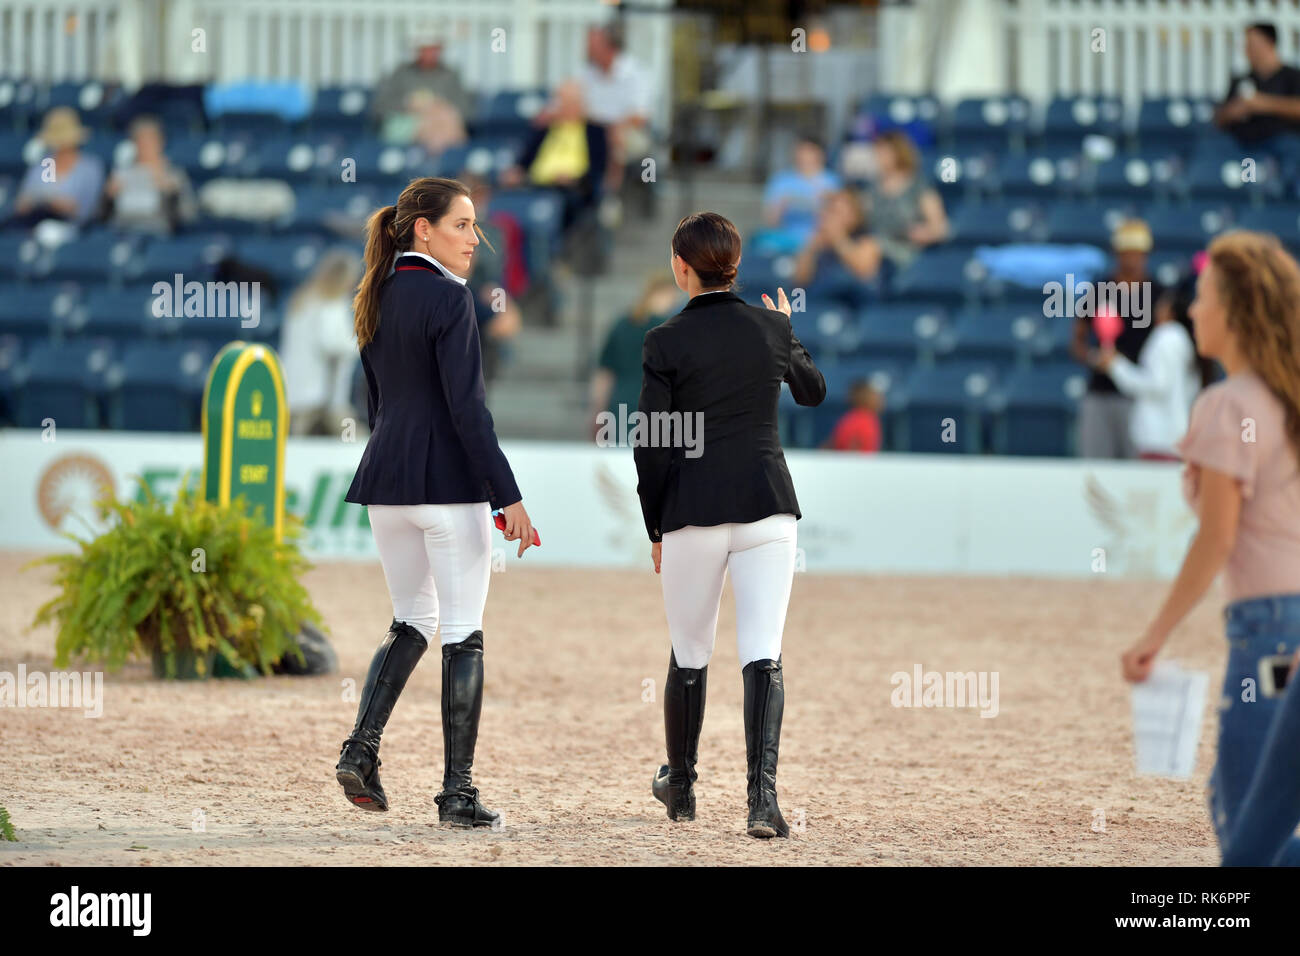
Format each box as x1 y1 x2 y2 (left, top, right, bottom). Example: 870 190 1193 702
438 138 527 180
0 283 80 345
892 249 988 305
489 189 565 273
1148 250 1194 289
936 304 1042 368
989 362 1088 455
1041 199 1135 246
1142 204 1232 251
949 96 1031 153
474 89 548 139
347 142 428 184
948 200 1040 246
289 183 377 232
213 111 293 137
1192 131 1247 163
1184 153 1279 201
996 152 1083 199
42 231 137 283
1235 206 1300 253
11 339 114 428
166 135 235 184
0 333 19 424
0 78 39 133
1041 97 1124 149
309 87 371 135
0 231 44 280
1088 151 1183 200
790 300 867 359
58 285 159 343
804 259 880 310
857 94 943 148
0 130 28 177
254 137 326 180
109 340 214 431
924 152 997 206
45 81 119 127
1136 98 1214 150
132 235 230 281
781 357 904 449
891 360 999 453
855 303 948 362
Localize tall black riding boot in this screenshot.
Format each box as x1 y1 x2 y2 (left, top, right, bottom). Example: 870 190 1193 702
335 619 428 811
434 632 499 827
652 651 707 821
743 657 789 838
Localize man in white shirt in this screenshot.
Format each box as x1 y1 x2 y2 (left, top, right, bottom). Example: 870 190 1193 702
580 24 653 224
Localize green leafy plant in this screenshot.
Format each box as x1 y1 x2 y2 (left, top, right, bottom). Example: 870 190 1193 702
27 472 321 678
0 806 15 842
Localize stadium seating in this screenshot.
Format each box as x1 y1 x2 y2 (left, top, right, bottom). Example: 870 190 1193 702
11 339 114 428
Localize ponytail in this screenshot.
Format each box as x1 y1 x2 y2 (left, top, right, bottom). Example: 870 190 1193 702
353 177 479 348
354 204 396 349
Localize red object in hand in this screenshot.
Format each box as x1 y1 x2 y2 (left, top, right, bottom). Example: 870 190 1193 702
1094 308 1123 349
493 511 541 546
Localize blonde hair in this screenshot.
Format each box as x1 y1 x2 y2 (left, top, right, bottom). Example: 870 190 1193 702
289 250 363 316
632 274 679 320
1206 230 1300 466
875 130 919 177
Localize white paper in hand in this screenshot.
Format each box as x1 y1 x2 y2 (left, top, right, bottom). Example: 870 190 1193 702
1130 660 1210 779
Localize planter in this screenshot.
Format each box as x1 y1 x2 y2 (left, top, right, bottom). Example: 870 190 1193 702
151 647 218 681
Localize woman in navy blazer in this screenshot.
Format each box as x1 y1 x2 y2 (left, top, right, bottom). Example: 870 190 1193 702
336 176 535 828
635 212 826 838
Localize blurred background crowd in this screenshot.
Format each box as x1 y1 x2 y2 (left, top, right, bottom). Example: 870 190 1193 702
2 0 1299 459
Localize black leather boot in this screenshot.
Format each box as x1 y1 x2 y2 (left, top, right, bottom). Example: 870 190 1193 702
743 657 789 838
434 632 499 828
336 619 428 811
652 650 707 821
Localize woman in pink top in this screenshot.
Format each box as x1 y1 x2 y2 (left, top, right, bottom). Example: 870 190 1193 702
1121 231 1300 865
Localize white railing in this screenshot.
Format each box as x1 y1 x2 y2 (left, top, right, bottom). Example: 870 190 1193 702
879 0 1300 114
1012 0 1300 110
0 0 675 128
0 0 126 82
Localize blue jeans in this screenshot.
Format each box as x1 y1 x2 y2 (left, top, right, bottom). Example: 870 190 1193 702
1210 594 1300 865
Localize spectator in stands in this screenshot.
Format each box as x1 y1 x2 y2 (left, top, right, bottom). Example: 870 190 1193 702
1071 218 1164 459
754 136 841 255
1091 286 1200 461
823 380 884 453
408 88 468 156
580 23 653 224
9 107 104 229
105 116 197 236
587 274 679 436
864 130 948 271
1214 22 1300 181
371 33 472 146
460 172 523 383
282 250 362 436
792 188 882 287
500 80 608 233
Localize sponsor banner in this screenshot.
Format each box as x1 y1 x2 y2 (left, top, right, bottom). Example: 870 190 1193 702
0 431 1193 577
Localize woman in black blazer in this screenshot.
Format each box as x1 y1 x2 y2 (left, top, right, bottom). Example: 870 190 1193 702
635 212 826 838
336 176 536 828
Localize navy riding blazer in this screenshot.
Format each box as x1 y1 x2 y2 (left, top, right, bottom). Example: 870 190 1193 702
345 251 521 510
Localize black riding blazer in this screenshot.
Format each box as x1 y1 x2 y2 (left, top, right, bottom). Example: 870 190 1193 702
345 252 521 510
633 289 826 543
